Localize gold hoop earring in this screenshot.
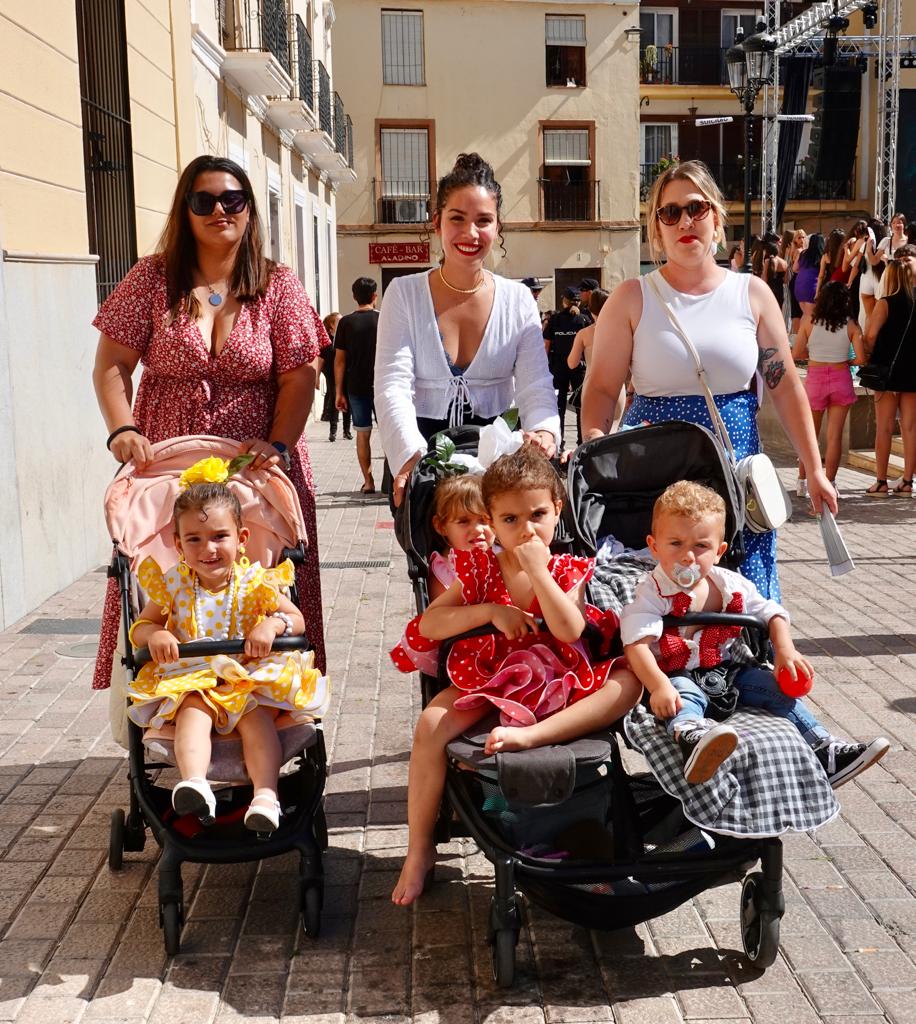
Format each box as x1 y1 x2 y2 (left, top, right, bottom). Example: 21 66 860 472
177 555 190 577
238 544 251 570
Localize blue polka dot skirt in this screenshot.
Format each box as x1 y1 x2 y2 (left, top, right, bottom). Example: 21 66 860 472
623 389 780 601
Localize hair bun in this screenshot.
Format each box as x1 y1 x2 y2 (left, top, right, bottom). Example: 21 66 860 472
453 152 493 178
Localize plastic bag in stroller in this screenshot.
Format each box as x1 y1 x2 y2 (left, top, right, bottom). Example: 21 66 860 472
102 435 328 954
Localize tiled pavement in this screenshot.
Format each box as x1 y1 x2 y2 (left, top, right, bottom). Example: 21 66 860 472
1 417 915 1024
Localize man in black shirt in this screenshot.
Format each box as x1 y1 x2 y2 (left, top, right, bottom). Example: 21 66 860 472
577 277 600 325
335 277 380 493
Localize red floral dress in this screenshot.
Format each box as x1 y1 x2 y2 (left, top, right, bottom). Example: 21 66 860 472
390 549 620 727
93 255 329 688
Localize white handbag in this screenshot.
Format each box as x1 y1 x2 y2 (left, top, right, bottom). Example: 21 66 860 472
647 274 792 534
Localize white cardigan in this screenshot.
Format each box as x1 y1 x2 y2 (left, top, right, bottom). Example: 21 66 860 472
374 270 561 474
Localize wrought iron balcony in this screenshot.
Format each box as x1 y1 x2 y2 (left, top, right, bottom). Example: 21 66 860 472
296 15 313 108
345 114 354 169
315 61 332 137
639 161 854 202
334 92 346 156
374 180 431 224
221 0 293 96
538 179 600 222
639 46 728 86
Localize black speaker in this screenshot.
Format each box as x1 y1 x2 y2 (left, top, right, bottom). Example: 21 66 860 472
808 65 861 182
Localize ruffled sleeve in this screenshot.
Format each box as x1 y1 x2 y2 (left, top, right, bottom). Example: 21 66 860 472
244 559 295 620
92 255 163 354
268 265 327 373
550 555 595 594
452 548 497 605
137 557 170 613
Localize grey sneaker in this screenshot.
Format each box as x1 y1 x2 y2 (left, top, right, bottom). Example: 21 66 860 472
677 724 739 784
815 737 890 789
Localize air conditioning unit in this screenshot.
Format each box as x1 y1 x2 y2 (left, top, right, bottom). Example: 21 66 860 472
393 198 427 223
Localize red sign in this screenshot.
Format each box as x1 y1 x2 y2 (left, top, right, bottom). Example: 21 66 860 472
368 242 430 265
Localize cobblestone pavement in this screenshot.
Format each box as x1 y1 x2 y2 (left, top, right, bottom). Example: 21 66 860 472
1 417 915 1024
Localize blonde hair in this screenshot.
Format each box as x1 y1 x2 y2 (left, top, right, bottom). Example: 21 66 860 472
432 475 488 536
882 254 915 303
652 480 726 534
645 160 728 263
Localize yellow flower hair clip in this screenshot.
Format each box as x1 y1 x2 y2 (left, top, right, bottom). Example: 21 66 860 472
178 453 255 491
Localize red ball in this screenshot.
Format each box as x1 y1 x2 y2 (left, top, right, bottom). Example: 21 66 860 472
777 665 813 698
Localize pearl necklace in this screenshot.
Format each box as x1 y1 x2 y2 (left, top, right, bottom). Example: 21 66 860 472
438 266 486 295
192 565 241 640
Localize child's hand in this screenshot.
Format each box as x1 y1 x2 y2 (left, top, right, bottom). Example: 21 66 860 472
490 604 537 640
148 630 180 665
649 681 682 720
773 648 814 687
514 537 551 576
245 618 281 658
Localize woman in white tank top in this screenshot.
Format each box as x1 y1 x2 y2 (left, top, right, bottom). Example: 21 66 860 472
792 281 865 490
581 160 836 599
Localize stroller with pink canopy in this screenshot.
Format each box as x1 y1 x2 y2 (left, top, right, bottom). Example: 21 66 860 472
103 435 327 954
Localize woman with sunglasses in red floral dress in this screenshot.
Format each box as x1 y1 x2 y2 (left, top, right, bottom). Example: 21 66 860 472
92 155 329 689
581 160 835 600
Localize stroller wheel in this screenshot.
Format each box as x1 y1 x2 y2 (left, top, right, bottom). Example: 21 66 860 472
300 880 323 939
161 900 182 956
108 809 125 871
491 928 517 988
740 871 780 968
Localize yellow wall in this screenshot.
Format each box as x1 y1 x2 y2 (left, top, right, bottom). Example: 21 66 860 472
0 2 89 254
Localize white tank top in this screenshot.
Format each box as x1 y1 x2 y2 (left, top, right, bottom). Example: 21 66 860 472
807 321 850 362
632 269 759 397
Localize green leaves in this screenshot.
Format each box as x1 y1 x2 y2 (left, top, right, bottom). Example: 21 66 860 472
227 453 256 476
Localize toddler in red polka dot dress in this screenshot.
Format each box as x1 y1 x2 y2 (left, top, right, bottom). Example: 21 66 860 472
390 445 641 906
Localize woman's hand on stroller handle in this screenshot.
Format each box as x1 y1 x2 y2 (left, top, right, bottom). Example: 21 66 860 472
393 452 423 508
110 429 153 467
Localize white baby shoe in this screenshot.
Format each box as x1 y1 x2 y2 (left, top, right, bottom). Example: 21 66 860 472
244 793 281 833
172 777 216 823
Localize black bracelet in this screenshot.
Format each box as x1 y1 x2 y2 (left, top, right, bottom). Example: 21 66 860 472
106 425 142 450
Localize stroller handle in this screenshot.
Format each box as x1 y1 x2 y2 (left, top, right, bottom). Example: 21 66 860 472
132 635 311 670
662 611 769 648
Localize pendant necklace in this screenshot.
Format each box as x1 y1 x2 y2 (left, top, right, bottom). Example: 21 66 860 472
438 266 485 295
205 281 225 307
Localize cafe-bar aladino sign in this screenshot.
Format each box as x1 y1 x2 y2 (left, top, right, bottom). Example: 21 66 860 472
368 242 430 264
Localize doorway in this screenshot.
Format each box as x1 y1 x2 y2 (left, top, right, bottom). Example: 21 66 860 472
381 266 431 294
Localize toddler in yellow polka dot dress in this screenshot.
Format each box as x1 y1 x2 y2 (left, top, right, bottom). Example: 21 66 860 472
127 478 329 833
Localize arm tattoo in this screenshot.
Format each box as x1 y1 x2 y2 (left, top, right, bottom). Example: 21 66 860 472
757 346 786 390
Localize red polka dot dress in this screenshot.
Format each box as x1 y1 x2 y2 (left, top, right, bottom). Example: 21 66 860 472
93 255 329 689
390 548 620 726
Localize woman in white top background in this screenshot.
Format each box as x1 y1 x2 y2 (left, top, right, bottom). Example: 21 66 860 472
792 281 865 493
581 160 836 600
374 153 560 507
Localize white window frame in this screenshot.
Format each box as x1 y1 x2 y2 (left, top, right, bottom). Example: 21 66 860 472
543 129 591 167
640 122 679 166
639 8 678 48
381 9 425 85
266 168 283 264
379 126 430 197
545 14 586 47
721 8 762 47
293 186 309 292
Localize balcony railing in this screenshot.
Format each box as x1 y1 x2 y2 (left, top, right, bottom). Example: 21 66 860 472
639 162 854 202
295 15 312 107
374 180 430 224
333 92 346 155
538 179 600 222
236 0 290 74
314 60 332 136
640 45 729 86
345 114 354 168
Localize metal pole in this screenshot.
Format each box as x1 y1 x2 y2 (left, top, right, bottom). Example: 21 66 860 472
742 102 754 273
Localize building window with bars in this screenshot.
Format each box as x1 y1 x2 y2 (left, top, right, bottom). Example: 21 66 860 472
546 14 586 88
382 10 425 85
378 125 431 223
540 127 595 222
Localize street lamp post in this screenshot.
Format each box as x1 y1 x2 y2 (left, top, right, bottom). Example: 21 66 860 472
725 31 777 273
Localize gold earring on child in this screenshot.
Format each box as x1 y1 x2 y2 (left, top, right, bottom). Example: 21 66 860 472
177 555 190 577
238 544 250 570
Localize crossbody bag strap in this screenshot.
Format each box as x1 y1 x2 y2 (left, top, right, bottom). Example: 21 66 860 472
886 296 915 377
646 273 736 461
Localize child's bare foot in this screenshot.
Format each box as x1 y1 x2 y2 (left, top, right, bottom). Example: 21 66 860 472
391 847 437 906
484 725 537 755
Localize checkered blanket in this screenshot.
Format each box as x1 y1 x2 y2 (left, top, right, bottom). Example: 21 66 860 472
590 553 838 837
624 705 840 837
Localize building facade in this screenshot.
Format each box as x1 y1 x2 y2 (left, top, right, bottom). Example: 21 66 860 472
0 0 356 629
332 0 641 308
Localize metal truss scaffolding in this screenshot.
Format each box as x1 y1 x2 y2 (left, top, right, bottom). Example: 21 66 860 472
757 0 906 229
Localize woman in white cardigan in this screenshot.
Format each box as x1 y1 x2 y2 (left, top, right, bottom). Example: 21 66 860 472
375 153 561 506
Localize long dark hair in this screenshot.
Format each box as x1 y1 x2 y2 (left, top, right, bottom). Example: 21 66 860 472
812 281 851 332
799 233 826 269
158 155 271 318
434 152 506 256
752 238 778 280
824 228 846 278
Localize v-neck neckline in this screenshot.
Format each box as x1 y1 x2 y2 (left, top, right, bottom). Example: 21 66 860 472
191 303 241 362
423 269 498 376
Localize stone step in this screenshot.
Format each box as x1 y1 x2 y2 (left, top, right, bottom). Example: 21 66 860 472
847 449 905 478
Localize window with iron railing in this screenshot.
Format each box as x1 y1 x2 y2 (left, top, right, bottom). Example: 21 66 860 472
541 127 596 221
346 114 354 168
546 14 586 87
296 15 313 106
382 9 425 85
377 125 431 223
638 161 855 202
334 92 346 155
239 0 290 72
314 61 332 135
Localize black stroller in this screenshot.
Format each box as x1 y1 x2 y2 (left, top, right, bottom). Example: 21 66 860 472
102 436 328 954
396 422 818 987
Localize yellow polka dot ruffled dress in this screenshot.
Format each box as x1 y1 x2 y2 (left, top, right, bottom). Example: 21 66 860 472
126 557 329 732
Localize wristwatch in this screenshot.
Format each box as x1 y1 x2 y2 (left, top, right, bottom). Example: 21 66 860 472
270 441 292 471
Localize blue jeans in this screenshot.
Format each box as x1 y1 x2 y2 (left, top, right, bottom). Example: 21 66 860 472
667 665 829 748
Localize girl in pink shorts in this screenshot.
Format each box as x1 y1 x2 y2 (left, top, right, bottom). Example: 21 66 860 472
792 282 865 498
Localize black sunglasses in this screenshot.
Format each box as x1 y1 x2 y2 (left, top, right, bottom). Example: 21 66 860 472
656 200 713 227
186 189 250 216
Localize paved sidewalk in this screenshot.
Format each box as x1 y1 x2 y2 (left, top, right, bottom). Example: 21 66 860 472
1 419 915 1024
